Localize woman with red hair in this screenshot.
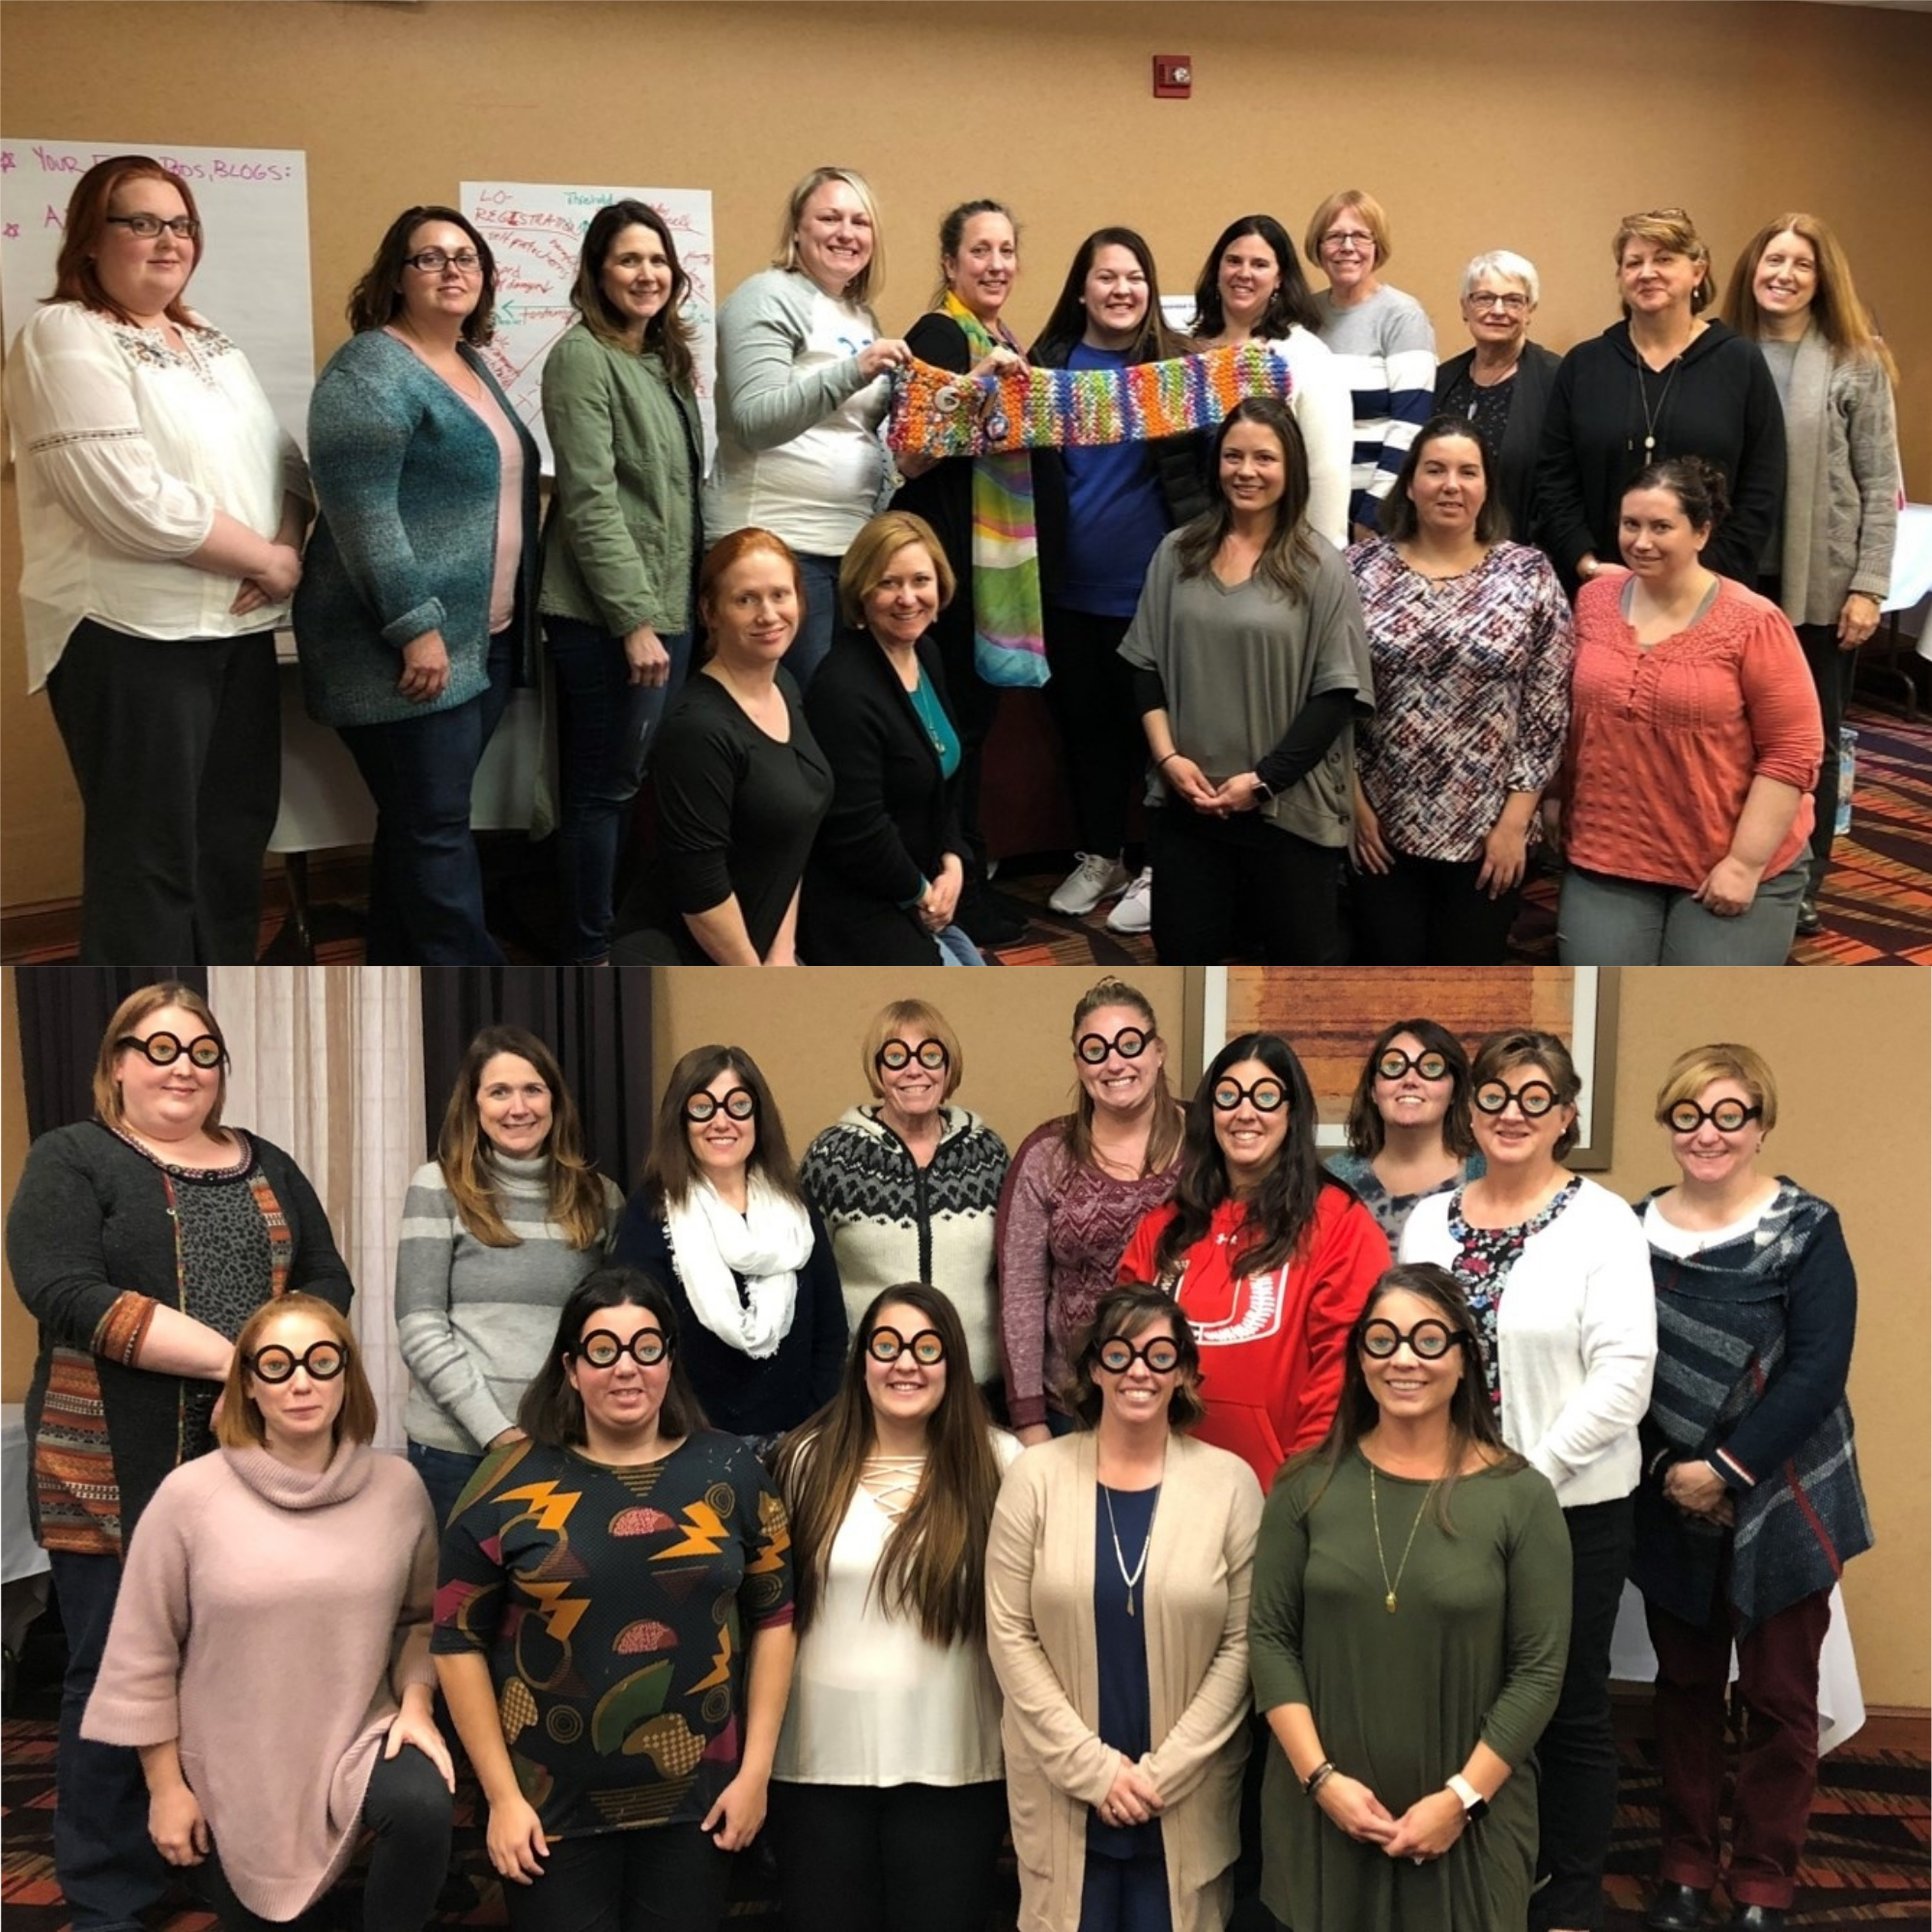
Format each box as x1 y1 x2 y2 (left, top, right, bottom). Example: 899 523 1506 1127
4 155 308 963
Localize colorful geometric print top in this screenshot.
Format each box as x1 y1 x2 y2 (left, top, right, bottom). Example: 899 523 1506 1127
432 1431 793 1839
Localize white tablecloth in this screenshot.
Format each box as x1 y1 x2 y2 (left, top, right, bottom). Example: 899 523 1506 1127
1610 1578 1864 1753
1883 501 1932 654
2 1404 48 1586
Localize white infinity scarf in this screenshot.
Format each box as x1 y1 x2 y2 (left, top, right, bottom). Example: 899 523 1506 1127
663 1174 812 1359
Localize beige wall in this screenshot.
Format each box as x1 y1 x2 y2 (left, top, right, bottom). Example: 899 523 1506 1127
659 964 1931 1709
3 0 1930 907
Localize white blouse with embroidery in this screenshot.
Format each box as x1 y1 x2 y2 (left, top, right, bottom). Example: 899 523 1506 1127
5 301 308 688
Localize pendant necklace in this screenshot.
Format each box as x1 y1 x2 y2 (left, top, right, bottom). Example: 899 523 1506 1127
1102 1482 1159 1618
1369 1464 1437 1614
1632 354 1683 457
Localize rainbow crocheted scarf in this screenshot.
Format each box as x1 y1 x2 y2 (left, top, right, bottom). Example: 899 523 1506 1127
888 341 1293 458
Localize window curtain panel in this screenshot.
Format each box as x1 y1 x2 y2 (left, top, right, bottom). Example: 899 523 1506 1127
416 968 654 1193
14 965 210 1135
209 966 424 1448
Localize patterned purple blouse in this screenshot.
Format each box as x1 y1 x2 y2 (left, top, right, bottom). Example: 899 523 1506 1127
1346 538 1573 862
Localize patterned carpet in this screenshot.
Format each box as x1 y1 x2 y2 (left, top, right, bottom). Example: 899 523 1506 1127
2 1695 1925 1931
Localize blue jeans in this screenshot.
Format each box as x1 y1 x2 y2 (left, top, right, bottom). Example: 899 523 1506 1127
47 1551 169 1932
782 551 842 693
547 615 693 961
1556 859 1806 966
935 922 983 965
335 631 513 964
407 1438 487 1528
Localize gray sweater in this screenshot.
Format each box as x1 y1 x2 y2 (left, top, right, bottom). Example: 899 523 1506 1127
394 1152 622 1453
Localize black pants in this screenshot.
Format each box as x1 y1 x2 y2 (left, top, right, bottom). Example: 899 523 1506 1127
44 618 279 965
769 1780 1008 1932
1796 620 1854 895
931 590 1002 876
1350 847 1520 964
1148 808 1345 964
1044 607 1144 857
1529 1494 1635 1932
501 1824 730 1932
195 1745 451 1932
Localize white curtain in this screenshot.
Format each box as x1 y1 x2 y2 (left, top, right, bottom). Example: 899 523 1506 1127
208 967 424 1449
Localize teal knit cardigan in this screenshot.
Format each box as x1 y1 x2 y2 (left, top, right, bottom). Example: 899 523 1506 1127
294 329 539 729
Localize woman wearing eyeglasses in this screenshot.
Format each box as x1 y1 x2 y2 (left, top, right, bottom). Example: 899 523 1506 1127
435 1268 795 1930
6 982 352 1932
801 1002 1009 1402
296 204 540 964
5 155 309 963
770 1284 1018 1932
985 1284 1264 1932
997 980 1186 1447
1399 1029 1655 1932
83 1295 451 1932
611 1045 846 1443
396 1026 624 1526
1633 1045 1870 1932
1325 1021 1486 1250
1249 1264 1571 1932
1119 1033 1390 1493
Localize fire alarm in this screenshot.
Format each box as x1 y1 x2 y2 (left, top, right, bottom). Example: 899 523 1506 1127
1153 54 1191 99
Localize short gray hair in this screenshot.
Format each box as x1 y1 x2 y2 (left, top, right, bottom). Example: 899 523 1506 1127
1461 249 1540 307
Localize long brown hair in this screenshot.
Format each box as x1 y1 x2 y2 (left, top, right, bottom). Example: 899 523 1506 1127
1720 212 1898 386
1342 1018 1477 1160
775 1283 1003 1647
640 1044 803 1210
49 156 206 329
1289 1264 1522 1530
437 1026 607 1249
1061 980 1183 1176
1175 397 1319 600
569 198 697 389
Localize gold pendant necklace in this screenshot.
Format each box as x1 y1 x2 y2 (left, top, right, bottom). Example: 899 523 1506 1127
1369 1464 1437 1614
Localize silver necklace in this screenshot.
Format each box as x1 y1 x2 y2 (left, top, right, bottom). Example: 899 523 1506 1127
1101 1482 1159 1618
1633 354 1683 457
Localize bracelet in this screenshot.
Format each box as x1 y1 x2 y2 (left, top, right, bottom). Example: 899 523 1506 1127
1302 1760 1337 1798
1157 752 1180 767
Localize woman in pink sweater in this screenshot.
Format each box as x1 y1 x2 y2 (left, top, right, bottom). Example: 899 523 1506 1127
82 1293 452 1932
1549 456 1823 965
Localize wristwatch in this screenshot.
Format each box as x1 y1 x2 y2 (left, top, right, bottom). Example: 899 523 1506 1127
1446 1774 1488 1822
1251 775 1275 803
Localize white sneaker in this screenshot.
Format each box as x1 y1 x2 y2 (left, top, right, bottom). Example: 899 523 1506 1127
1106 867 1153 934
1049 853 1131 916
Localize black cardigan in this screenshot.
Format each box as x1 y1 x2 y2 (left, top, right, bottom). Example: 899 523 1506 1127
800 628 970 964
1532 317 1786 593
1434 339 1561 549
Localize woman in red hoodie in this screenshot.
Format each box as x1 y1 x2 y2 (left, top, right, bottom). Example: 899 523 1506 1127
1119 1031 1389 1492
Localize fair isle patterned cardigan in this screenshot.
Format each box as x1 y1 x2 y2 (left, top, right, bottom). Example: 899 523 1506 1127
1634 1179 1872 1630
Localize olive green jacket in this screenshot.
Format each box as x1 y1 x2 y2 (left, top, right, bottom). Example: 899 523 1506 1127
537 324 702 638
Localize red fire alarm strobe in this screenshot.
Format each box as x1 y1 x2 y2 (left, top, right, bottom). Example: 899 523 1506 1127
1153 54 1191 99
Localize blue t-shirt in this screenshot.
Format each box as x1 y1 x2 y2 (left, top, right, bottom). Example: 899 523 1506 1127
1087 1481 1161 1860
1062 344 1171 617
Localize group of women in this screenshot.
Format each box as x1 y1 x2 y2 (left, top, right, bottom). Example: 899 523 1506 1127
12 156 1900 969
9 976 1872 1932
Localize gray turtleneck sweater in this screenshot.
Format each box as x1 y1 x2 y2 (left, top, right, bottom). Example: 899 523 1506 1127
394 1153 622 1453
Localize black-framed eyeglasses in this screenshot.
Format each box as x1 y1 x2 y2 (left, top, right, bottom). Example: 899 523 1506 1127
574 1328 671 1369
249 1340 347 1383
1376 1048 1451 1083
106 213 200 242
117 1031 226 1069
1211 1077 1286 1114
1076 1026 1155 1065
684 1087 756 1124
1665 1098 1762 1134
866 1326 947 1367
404 247 482 274
1473 1078 1559 1119
876 1038 948 1073
1095 1335 1182 1376
1360 1319 1464 1362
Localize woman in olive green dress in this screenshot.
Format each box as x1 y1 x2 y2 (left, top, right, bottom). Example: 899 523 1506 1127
1249 1264 1572 1931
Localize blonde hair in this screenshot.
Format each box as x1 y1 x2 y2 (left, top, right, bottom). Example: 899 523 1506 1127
773 165 884 305
838 511 955 629
1611 208 1715 314
1653 1043 1779 1133
863 1000 963 1102
1304 188 1392 271
217 1293 377 1451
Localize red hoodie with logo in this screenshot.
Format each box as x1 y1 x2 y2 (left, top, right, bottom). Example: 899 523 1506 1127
1119 1181 1390 1492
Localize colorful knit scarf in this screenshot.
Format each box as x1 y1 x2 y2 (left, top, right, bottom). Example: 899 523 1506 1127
936 292 1047 690
889 339 1293 459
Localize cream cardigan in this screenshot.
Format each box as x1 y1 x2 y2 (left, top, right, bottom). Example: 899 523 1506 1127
985 1431 1264 1932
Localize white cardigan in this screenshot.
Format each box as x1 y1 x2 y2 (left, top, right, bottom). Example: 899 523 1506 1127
1400 1176 1656 1508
